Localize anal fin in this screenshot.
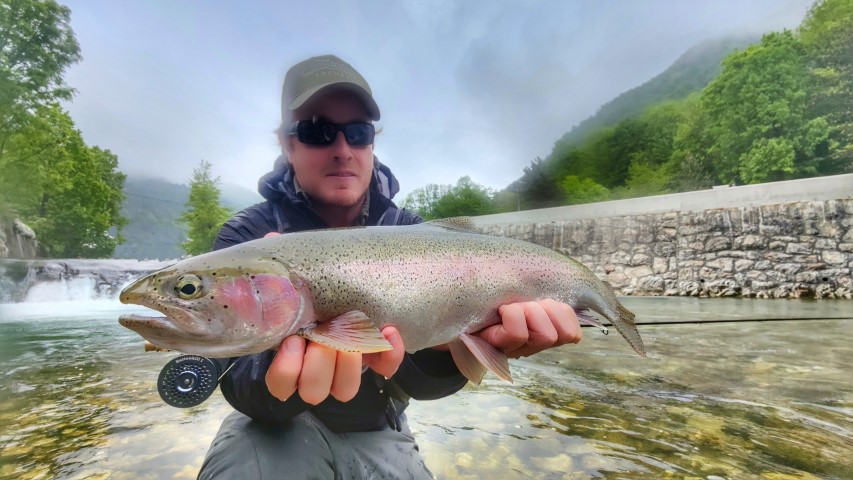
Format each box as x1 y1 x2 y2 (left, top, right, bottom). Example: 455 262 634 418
576 308 609 335
299 311 392 353
449 333 512 384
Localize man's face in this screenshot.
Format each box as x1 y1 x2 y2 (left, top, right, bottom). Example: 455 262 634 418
287 90 374 209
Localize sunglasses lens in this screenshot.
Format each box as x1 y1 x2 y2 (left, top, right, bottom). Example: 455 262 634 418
295 120 374 146
298 122 337 145
343 124 374 146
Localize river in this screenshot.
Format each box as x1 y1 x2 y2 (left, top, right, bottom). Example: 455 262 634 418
0 293 851 479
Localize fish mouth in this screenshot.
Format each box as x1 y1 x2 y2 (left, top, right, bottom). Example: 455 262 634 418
119 313 196 350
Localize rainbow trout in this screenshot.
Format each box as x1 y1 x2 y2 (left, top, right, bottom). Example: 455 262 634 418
119 219 644 383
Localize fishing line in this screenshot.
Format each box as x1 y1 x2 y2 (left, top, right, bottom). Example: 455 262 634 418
589 316 853 327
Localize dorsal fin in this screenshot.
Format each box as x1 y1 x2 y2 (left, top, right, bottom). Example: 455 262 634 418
423 217 479 232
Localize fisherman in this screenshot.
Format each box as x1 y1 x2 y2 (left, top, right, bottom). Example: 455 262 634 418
198 54 583 479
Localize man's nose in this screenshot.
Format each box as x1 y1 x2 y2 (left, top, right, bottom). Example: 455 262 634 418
330 131 353 159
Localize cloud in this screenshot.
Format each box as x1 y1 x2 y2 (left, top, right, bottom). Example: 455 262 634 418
61 0 815 202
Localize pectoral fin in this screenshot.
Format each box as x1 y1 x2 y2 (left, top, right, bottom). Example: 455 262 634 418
449 333 512 385
298 311 392 353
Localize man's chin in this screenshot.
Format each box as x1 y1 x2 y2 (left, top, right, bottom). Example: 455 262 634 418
315 189 366 209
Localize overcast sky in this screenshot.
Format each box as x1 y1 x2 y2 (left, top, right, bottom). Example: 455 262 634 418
62 0 814 202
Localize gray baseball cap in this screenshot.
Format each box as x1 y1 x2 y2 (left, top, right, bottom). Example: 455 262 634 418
281 55 380 123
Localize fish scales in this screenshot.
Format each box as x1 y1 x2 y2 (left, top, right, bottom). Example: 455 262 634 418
119 219 644 382
280 227 605 350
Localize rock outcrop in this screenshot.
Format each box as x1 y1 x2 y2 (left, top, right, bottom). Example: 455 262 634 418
0 218 39 259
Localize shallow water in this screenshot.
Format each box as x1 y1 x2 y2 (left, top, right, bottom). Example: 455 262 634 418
0 298 850 479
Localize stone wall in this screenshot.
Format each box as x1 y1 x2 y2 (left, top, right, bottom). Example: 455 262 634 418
479 199 853 299
0 218 39 259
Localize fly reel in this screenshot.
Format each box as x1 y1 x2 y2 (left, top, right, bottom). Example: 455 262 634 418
157 355 222 408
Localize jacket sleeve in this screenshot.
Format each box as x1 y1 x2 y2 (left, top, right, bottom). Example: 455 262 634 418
392 350 468 400
211 204 310 423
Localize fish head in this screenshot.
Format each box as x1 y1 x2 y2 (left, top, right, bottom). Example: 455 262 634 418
119 247 307 356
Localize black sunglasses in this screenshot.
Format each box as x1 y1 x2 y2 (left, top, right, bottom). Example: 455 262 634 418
287 117 375 147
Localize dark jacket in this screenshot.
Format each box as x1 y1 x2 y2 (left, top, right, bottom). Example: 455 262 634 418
212 158 468 432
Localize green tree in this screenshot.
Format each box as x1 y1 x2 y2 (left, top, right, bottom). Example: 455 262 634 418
669 94 717 191
403 177 496 219
180 160 231 255
0 0 81 158
559 175 609 205
516 157 564 209
431 176 496 219
799 0 853 173
0 104 126 257
701 30 831 184
401 183 450 219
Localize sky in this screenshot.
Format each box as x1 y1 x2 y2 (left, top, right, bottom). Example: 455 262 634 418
61 0 815 202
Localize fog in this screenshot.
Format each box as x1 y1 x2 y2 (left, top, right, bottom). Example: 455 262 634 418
63 0 814 199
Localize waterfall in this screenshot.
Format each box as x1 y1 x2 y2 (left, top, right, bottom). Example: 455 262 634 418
0 259 173 304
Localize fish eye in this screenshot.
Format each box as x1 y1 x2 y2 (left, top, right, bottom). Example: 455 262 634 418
175 274 203 300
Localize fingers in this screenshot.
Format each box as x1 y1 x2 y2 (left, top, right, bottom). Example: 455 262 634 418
539 299 582 345
263 232 281 238
266 336 305 401
477 303 530 351
363 326 405 379
265 336 364 405
478 299 582 359
329 350 362 403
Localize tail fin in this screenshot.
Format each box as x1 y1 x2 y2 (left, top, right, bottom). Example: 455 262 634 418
611 303 645 357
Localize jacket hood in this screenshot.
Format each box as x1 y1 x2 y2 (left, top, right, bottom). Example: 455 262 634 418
257 155 402 203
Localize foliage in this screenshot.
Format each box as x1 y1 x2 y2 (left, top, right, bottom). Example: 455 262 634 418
515 157 564 209
402 176 495 220
0 0 81 152
799 0 853 172
701 30 830 184
499 8 852 208
555 35 757 149
559 176 609 205
0 105 126 257
401 183 450 219
180 160 231 255
431 176 496 219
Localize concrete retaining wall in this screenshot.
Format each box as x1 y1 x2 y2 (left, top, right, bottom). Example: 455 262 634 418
474 174 853 298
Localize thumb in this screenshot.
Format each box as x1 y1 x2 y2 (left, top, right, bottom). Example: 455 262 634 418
364 327 404 379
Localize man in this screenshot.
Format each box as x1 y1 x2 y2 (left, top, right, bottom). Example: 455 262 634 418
198 55 582 479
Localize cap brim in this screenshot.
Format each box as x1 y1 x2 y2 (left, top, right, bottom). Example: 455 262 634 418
289 82 381 121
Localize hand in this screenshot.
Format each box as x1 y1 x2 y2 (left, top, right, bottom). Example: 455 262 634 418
265 326 405 405
262 232 406 404
475 299 582 358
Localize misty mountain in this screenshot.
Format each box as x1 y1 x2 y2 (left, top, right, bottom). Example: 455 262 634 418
114 176 262 260
554 35 758 150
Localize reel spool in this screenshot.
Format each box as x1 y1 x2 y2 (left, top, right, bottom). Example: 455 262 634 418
157 355 221 408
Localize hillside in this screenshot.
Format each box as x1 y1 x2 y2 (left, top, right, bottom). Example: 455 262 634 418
553 35 758 150
113 176 261 260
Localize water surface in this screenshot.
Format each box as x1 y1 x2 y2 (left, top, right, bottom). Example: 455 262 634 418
0 298 850 479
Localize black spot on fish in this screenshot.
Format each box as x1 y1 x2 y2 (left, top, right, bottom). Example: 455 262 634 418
223 305 229 309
